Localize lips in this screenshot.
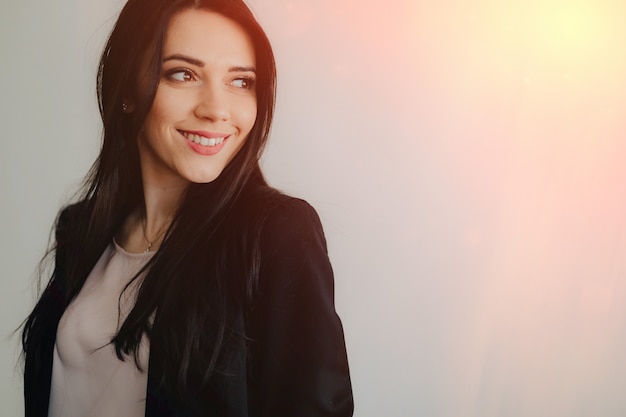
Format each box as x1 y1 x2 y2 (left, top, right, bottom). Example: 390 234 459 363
179 130 228 147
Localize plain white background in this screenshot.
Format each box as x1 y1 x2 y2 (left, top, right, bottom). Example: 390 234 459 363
2 0 626 416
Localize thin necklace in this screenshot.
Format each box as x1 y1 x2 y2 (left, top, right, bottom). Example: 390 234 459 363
141 216 170 253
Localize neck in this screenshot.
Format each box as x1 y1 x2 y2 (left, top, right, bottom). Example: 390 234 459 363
116 177 187 254
141 181 185 236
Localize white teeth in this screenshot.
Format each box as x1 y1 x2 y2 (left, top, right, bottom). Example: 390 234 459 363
181 131 226 147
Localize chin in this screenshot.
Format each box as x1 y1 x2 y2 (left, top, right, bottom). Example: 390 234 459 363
186 170 224 184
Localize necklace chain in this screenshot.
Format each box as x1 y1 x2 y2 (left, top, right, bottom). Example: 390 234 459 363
141 216 171 253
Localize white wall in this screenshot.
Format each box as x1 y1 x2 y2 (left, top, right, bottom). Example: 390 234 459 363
2 0 626 416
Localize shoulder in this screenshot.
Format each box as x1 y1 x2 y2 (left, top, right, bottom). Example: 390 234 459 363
252 192 334 303
263 195 325 233
55 200 91 240
234 183 328 251
53 199 97 283
259 193 329 257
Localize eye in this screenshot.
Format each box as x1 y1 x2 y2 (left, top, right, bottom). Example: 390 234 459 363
231 77 256 90
165 68 195 82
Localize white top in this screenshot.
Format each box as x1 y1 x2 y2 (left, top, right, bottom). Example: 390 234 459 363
49 240 153 417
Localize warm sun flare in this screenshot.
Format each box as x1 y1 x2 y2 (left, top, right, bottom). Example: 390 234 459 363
532 1 617 62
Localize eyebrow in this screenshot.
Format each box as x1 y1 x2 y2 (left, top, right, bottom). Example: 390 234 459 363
163 54 256 73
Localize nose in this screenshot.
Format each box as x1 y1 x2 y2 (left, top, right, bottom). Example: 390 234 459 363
194 82 230 122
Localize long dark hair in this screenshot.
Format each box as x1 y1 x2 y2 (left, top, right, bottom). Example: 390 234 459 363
23 0 278 401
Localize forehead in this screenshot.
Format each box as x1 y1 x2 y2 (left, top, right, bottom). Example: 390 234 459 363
163 9 256 66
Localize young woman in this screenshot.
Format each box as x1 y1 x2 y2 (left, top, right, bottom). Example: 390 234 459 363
21 0 353 415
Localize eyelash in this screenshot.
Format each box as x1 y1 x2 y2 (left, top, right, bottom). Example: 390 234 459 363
231 76 256 90
165 68 196 82
164 68 256 90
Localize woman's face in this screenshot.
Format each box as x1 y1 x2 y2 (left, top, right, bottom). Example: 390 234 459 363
138 9 257 187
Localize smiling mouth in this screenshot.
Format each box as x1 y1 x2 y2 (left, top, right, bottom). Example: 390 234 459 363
179 130 227 147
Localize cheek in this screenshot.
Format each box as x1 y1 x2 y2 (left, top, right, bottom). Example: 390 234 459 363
140 94 181 154
149 91 176 125
240 100 258 134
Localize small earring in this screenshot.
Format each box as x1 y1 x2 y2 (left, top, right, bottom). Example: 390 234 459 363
122 103 129 112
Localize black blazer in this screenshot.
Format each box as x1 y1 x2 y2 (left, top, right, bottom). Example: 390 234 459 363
23 194 353 416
